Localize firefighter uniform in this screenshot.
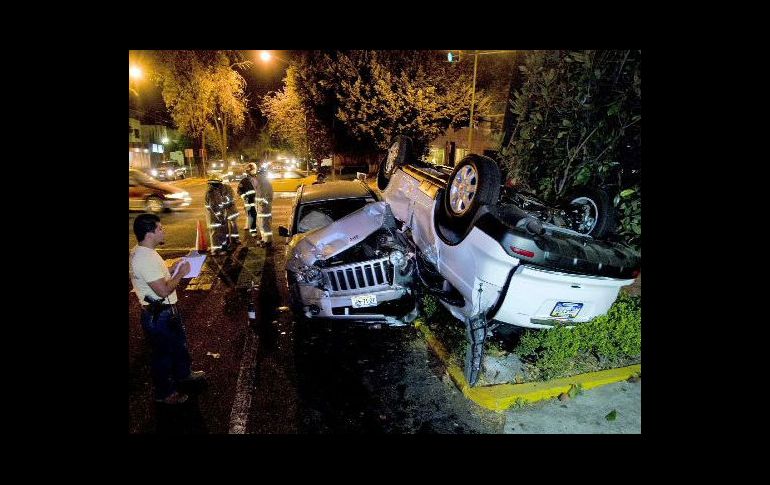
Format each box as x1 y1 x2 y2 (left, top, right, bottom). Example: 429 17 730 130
205 176 240 253
238 164 273 245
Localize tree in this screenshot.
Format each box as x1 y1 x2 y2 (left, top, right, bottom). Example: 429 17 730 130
499 50 642 248
152 50 250 172
289 50 492 158
261 65 315 160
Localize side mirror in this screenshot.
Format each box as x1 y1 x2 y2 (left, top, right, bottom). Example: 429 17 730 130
278 226 290 237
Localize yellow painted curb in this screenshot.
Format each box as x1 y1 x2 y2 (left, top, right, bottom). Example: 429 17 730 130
414 319 641 412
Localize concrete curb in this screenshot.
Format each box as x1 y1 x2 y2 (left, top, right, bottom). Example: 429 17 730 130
414 319 641 412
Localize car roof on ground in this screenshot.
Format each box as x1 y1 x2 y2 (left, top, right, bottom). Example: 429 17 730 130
299 180 376 204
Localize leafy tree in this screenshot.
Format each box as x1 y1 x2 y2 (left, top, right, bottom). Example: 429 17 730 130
289 50 491 158
152 50 250 171
500 50 641 248
261 65 323 160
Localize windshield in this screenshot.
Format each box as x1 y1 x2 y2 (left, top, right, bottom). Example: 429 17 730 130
295 197 375 233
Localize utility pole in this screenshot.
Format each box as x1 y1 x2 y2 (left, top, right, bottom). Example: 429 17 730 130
465 50 514 156
467 51 479 155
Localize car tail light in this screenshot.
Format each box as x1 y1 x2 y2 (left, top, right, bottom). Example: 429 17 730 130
510 246 535 258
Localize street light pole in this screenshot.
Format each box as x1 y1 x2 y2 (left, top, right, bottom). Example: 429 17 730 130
465 50 514 156
467 52 479 155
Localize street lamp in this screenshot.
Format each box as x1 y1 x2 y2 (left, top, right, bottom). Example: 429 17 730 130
259 50 290 65
464 50 514 155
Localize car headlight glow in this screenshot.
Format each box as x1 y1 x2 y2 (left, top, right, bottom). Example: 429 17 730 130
167 169 174 177
389 250 406 269
151 169 158 176
165 191 189 200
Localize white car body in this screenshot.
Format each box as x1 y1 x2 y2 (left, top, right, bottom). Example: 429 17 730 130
382 167 635 329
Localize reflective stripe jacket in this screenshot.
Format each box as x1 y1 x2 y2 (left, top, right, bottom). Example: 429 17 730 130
238 174 273 206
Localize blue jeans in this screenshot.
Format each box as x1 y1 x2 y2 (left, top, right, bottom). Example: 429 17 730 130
140 306 192 400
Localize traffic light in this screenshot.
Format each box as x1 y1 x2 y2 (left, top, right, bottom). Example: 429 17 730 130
447 51 460 63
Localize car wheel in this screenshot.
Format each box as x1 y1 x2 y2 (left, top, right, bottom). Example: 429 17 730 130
441 155 501 231
145 196 164 214
561 186 616 238
377 135 412 190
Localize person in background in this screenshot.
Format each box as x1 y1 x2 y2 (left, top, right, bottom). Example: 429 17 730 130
238 162 273 246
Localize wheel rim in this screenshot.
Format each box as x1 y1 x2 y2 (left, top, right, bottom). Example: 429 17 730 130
449 164 478 215
385 141 400 174
147 198 163 213
569 196 598 234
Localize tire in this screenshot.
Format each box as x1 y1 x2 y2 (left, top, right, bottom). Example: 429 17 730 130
145 196 164 214
561 186 616 238
441 155 501 231
377 135 413 190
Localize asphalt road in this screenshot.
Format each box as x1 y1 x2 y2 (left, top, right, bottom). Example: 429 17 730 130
128 178 640 434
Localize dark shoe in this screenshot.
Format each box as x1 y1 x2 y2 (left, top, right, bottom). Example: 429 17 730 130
155 391 189 405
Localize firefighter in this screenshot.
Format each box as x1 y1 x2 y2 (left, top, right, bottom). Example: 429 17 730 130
204 175 238 254
238 162 273 246
221 178 240 249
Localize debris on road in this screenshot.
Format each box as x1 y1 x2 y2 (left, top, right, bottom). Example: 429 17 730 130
605 409 618 421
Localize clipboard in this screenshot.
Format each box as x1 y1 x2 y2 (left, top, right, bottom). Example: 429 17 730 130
172 251 207 279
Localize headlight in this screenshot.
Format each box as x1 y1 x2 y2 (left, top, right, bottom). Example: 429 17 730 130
151 169 158 176
389 250 407 269
295 266 322 284
166 191 189 200
167 169 174 177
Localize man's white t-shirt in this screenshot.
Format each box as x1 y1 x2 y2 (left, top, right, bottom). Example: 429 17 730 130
130 245 178 305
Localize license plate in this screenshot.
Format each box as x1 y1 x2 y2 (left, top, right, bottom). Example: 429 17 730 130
551 302 583 318
351 294 378 308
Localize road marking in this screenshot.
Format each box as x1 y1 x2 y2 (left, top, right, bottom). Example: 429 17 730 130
229 326 259 434
228 246 267 433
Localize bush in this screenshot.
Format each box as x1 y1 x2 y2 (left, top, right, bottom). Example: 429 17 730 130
500 50 641 249
514 293 641 380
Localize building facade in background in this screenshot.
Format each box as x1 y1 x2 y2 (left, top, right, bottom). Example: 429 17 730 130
128 118 181 171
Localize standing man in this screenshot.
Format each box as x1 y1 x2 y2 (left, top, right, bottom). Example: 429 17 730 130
205 175 240 253
238 162 274 246
130 214 206 405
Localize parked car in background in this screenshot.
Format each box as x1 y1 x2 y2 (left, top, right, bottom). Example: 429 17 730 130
129 168 192 213
222 163 248 182
149 161 187 181
268 169 319 192
280 180 416 324
207 160 227 178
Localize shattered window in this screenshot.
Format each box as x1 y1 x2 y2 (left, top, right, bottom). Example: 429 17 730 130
295 197 374 233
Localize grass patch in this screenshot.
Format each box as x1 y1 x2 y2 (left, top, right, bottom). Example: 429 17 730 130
514 293 641 381
417 292 641 384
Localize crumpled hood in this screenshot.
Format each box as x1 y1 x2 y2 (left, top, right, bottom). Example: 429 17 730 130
287 201 394 271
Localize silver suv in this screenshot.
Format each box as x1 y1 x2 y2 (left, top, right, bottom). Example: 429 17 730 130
280 180 417 325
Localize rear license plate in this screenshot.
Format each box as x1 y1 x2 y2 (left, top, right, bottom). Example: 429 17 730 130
551 302 583 318
351 294 378 308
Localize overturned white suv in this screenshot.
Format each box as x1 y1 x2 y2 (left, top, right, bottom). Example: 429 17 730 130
284 136 641 385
